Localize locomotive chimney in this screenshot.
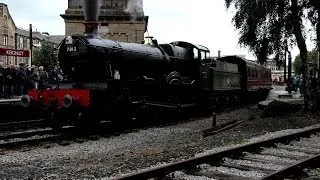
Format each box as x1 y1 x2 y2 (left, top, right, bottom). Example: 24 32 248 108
83 0 101 37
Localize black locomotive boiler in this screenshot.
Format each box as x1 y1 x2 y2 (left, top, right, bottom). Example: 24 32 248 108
21 0 272 128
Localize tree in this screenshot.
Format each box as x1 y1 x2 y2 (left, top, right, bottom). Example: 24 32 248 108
225 0 310 108
32 41 58 69
307 0 320 76
294 49 318 75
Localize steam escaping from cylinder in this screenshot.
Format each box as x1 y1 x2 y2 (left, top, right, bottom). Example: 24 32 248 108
83 0 101 37
125 0 144 20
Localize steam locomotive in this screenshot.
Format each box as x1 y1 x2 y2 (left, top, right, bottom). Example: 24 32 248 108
20 0 272 128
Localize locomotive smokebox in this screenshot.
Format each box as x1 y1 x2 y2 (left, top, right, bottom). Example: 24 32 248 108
83 0 101 37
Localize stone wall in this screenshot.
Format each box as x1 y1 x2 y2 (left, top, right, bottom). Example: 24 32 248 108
0 3 17 65
62 0 148 43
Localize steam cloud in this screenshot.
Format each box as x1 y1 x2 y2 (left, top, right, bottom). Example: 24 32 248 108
125 0 144 20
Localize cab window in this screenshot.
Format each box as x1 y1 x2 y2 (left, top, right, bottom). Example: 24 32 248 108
200 51 206 60
206 52 210 59
193 48 199 59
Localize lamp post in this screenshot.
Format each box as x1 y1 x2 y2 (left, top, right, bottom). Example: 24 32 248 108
29 24 41 67
288 51 292 93
284 39 288 83
29 24 33 67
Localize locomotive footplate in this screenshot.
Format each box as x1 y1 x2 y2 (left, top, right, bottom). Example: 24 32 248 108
144 101 197 112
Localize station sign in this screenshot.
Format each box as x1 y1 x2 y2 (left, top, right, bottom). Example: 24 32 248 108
0 48 30 57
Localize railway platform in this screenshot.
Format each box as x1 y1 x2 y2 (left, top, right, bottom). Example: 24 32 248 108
0 96 40 123
0 96 22 104
258 86 304 109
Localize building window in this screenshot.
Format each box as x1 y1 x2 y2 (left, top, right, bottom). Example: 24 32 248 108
0 6 3 16
3 56 7 66
3 15 8 27
27 39 30 49
102 0 113 8
114 0 126 8
3 35 8 46
19 37 23 49
24 37 27 48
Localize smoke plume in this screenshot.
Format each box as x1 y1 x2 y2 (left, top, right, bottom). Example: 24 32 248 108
83 0 101 21
125 0 144 20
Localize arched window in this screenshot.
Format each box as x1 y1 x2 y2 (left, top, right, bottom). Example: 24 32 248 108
3 15 8 27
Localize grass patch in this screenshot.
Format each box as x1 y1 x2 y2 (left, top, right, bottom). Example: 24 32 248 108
262 100 301 118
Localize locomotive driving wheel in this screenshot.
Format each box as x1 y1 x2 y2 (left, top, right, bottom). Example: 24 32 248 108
48 111 63 131
74 111 99 131
131 104 158 127
166 71 182 84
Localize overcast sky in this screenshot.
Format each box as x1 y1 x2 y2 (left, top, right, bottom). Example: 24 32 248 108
1 0 316 60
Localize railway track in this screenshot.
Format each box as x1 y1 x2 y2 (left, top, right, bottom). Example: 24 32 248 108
0 126 77 149
0 104 252 151
113 126 320 180
0 119 47 132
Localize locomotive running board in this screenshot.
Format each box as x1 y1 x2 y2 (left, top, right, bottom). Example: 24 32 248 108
145 102 197 109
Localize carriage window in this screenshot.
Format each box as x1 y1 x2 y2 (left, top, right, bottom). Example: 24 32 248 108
252 69 256 77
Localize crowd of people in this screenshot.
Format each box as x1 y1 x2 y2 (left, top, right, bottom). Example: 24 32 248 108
0 62 62 99
289 75 304 94
273 75 305 94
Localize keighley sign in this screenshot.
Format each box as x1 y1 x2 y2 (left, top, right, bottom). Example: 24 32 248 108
0 48 30 57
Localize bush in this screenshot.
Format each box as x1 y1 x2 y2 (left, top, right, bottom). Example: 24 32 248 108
262 100 301 118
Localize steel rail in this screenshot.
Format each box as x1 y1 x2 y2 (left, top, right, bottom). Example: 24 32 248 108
0 119 46 127
0 126 76 149
0 135 61 149
260 153 320 180
0 128 53 140
113 126 320 180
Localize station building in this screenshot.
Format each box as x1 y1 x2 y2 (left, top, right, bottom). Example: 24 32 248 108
265 59 295 81
0 3 64 67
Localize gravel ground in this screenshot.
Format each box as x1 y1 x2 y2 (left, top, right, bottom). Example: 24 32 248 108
304 168 320 179
198 164 266 179
0 106 320 179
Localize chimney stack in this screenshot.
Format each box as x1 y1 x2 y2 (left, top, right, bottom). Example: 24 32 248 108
218 50 221 58
83 0 101 37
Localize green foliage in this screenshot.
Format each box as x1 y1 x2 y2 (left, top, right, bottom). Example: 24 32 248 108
262 100 301 118
225 0 296 65
32 41 58 69
294 49 318 75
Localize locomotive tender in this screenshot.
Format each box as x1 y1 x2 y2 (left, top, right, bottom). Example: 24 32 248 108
21 0 272 128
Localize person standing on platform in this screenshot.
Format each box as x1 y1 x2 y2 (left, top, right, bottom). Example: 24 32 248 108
16 63 27 95
0 62 5 98
31 66 39 90
4 65 16 99
38 66 48 89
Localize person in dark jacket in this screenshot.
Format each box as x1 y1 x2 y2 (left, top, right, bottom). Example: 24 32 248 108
16 63 27 95
4 65 16 98
0 62 5 98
